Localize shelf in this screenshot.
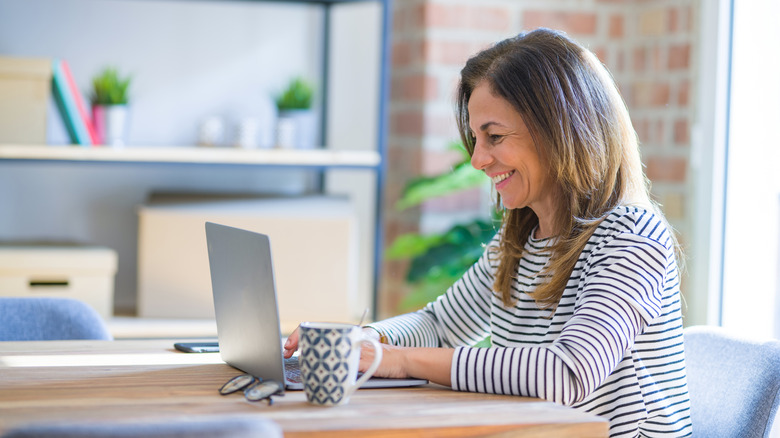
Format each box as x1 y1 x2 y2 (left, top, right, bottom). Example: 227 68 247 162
0 145 380 169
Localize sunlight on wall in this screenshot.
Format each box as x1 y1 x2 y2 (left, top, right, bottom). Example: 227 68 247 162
721 0 780 338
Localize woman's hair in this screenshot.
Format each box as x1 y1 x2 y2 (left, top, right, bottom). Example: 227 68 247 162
455 28 677 309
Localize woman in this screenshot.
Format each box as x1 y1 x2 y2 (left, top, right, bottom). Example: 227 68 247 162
285 28 692 437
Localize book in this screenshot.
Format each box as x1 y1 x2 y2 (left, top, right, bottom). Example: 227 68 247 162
60 60 99 145
51 59 92 146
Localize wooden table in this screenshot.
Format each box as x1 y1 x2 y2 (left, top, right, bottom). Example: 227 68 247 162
0 340 608 437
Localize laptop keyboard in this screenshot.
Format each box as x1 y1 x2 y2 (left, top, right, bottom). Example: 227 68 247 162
284 357 302 384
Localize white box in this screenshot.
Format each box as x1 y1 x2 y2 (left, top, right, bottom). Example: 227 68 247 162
0 56 51 144
137 196 360 333
0 245 118 319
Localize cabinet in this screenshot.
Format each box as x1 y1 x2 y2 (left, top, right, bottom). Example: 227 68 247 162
0 0 392 319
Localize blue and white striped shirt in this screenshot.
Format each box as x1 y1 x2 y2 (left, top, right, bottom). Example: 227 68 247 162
369 206 692 437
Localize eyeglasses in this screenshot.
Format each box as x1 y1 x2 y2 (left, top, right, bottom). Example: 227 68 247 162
219 374 284 405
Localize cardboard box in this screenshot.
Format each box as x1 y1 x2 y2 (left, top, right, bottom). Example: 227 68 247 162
0 244 118 319
0 56 51 144
137 196 359 333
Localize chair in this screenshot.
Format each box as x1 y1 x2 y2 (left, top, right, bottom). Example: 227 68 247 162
0 297 112 341
684 325 780 438
0 415 282 438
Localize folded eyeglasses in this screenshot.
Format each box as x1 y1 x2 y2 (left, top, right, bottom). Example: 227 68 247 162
219 374 284 405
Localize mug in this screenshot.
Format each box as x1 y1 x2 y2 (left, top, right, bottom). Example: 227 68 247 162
298 322 383 406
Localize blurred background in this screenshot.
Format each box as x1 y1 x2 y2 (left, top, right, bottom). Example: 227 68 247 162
0 0 778 340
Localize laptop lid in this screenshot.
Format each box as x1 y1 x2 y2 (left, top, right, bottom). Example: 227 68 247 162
205 221 288 386
205 221 427 390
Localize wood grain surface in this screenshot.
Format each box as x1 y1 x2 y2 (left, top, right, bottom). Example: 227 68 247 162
0 340 608 437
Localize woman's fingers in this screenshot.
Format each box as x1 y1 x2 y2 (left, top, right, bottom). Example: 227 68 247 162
283 327 300 358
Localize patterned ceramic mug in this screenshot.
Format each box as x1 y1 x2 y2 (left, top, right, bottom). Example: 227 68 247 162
298 322 383 406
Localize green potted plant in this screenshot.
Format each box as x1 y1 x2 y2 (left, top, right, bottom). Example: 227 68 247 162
90 67 132 147
274 76 315 149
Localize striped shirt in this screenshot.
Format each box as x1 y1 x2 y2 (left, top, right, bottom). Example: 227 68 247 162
368 206 692 437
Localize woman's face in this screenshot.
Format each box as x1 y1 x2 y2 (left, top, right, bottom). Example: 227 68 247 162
468 82 557 219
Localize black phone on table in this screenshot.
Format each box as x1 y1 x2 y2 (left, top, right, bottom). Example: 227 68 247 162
174 342 219 353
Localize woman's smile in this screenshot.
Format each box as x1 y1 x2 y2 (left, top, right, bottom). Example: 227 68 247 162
490 170 515 190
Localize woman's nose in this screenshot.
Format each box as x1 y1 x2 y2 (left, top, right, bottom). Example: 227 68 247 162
470 142 491 171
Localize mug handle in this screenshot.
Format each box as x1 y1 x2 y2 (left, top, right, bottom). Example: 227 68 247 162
347 335 383 397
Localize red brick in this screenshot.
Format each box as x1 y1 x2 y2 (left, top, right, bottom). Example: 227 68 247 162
633 47 646 72
594 47 607 64
412 3 426 28
632 81 671 107
645 156 687 182
390 76 403 100
609 14 624 38
650 46 664 71
387 143 421 176
683 5 693 32
668 7 679 33
392 110 424 137
652 83 671 107
392 7 407 33
653 119 665 144
616 49 626 72
668 43 691 70
677 80 690 106
523 10 598 35
673 118 689 145
402 74 438 101
424 40 481 66
469 6 511 31
392 41 412 67
424 3 510 31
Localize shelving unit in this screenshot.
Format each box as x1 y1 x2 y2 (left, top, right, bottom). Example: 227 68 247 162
0 145 381 168
0 0 393 319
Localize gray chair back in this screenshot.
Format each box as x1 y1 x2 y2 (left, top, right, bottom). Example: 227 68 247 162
684 325 780 438
0 297 112 341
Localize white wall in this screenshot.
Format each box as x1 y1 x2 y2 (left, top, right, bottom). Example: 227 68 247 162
0 0 381 315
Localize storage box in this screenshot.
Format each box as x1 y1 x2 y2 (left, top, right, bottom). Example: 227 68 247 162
0 244 118 319
0 56 51 144
137 196 360 333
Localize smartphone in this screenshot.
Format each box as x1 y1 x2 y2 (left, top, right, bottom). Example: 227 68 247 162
174 342 220 353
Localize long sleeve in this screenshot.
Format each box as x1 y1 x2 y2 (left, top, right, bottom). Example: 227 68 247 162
451 232 670 406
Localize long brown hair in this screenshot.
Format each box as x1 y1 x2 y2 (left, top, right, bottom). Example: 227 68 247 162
456 28 673 310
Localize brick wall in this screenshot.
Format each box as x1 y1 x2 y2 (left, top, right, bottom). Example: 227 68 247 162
380 0 698 318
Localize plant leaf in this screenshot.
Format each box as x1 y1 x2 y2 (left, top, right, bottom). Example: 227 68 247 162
384 232 444 259
396 162 487 210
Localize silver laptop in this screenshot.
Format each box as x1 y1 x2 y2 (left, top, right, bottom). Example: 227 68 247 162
205 221 427 391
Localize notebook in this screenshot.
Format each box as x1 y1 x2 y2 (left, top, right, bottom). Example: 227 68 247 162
204 221 427 391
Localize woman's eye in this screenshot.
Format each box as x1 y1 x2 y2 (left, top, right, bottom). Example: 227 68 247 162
489 134 503 143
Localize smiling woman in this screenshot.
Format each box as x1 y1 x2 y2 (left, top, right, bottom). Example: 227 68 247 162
284 28 692 438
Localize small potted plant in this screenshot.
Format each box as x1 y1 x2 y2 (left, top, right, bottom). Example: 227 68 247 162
90 67 132 147
274 76 316 149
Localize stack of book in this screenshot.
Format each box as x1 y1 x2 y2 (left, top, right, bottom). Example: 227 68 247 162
51 58 98 146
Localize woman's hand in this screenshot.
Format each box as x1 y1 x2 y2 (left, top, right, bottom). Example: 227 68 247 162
359 341 409 379
282 327 299 359
283 326 380 359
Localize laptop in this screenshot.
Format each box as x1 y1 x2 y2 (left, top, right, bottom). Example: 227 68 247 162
204 221 427 391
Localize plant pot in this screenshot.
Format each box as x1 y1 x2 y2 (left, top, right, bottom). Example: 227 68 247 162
93 104 130 147
276 109 316 149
